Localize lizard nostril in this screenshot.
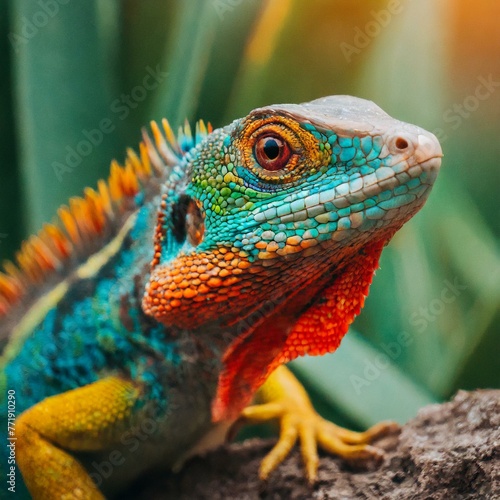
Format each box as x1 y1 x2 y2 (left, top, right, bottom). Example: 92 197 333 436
395 137 409 150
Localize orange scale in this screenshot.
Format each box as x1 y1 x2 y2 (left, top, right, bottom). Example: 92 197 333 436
278 245 301 256
257 251 275 260
182 288 197 299
266 241 279 253
192 295 207 302
286 235 301 246
300 239 318 249
207 277 222 288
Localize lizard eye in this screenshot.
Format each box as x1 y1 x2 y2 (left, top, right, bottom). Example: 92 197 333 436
254 134 292 171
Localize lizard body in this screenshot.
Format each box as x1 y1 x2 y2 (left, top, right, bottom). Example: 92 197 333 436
0 96 441 498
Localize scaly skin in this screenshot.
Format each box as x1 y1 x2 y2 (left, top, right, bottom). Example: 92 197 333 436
0 96 441 498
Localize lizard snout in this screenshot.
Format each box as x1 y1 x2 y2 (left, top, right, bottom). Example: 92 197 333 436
384 127 442 185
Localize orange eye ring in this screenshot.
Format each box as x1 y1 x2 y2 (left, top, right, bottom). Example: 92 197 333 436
253 134 292 171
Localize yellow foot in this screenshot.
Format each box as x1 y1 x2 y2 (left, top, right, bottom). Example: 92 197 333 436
239 366 399 483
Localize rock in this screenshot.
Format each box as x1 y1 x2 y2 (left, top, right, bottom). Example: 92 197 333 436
128 390 500 499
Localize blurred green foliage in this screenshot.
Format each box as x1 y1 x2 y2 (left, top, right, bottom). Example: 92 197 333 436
0 0 498 428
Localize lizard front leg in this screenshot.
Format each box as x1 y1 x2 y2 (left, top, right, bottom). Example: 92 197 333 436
242 365 398 483
16 376 140 499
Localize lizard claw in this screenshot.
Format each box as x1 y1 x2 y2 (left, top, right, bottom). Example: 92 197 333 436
242 403 397 483
240 369 400 483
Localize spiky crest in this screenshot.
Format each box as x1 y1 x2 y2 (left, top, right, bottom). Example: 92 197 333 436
0 119 212 319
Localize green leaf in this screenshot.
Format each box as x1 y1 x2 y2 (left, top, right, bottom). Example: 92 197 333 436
147 1 220 127
0 1 23 261
291 330 438 427
11 0 125 233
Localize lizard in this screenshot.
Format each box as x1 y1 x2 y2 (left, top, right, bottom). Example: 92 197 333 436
0 95 442 498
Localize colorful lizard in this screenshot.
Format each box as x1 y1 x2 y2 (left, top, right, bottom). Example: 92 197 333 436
0 95 442 498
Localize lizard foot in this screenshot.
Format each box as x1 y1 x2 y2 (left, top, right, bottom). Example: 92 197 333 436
239 366 399 483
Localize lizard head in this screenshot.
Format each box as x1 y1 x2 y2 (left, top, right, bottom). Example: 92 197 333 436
142 95 442 419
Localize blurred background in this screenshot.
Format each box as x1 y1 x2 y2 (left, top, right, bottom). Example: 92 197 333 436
0 0 498 430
